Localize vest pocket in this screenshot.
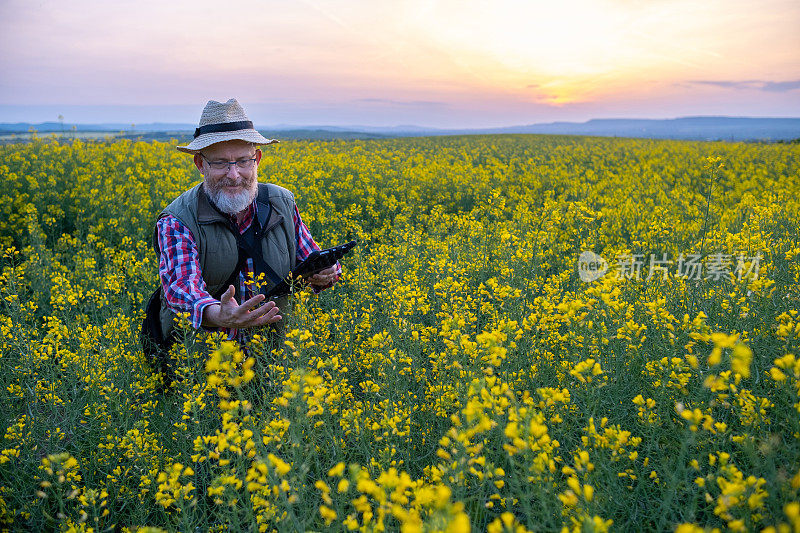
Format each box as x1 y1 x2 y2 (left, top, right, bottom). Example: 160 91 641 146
201 230 240 295
264 228 291 278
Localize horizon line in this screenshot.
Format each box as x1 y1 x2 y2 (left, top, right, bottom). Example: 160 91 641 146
2 114 800 130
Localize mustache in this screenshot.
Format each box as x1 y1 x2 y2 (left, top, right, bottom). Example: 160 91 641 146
211 176 256 190
220 178 253 187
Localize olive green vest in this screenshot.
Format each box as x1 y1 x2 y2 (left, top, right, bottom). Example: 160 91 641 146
154 182 297 338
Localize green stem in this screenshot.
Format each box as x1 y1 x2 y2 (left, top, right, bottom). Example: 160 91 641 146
689 165 718 316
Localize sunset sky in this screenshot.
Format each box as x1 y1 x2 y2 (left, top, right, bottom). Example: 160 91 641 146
1 0 798 127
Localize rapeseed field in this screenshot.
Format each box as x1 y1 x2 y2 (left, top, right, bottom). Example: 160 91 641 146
0 134 798 532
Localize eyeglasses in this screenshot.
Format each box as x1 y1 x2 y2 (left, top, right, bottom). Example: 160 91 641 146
200 153 257 171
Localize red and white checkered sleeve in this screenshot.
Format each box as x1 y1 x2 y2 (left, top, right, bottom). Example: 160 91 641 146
156 215 219 329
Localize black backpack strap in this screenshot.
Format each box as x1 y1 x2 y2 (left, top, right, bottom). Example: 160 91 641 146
236 221 286 290
206 195 287 294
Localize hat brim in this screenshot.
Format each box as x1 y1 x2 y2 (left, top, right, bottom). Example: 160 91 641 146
177 129 279 153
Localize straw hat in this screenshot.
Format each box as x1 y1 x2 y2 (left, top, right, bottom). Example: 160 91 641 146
177 98 278 153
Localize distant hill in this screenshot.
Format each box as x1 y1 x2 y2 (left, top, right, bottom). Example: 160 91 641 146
0 122 196 133
2 116 799 142
476 117 800 141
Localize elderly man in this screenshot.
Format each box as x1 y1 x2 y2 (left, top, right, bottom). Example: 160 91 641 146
154 98 338 348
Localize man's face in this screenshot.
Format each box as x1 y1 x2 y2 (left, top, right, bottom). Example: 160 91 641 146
194 140 262 215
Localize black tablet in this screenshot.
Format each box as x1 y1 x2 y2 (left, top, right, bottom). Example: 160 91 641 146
265 240 356 298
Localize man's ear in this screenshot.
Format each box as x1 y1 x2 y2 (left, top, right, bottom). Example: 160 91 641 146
193 153 205 173
254 148 262 164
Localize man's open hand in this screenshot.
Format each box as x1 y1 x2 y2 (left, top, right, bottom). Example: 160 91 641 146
202 285 282 329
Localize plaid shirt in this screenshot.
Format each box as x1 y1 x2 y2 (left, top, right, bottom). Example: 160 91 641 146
156 199 339 339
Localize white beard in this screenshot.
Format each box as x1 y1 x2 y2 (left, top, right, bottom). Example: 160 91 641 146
204 179 258 215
